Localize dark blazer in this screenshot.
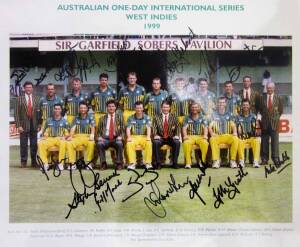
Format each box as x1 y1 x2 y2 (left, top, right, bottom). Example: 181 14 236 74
98 113 124 138
152 113 180 137
238 88 260 113
258 94 283 131
14 94 40 132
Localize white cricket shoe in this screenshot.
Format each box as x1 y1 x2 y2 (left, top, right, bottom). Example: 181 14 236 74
185 164 192 169
145 164 153 170
58 163 64 171
67 165 77 170
230 160 238 168
127 163 136 170
212 160 220 169
86 164 93 170
40 164 49 171
253 160 260 168
239 160 245 168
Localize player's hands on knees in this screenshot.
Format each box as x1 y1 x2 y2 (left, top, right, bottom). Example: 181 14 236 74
89 134 94 141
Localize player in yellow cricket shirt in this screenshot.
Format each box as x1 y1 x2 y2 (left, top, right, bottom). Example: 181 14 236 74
182 102 209 169
118 72 146 123
90 73 117 128
144 77 168 120
126 101 152 170
66 102 95 170
64 77 90 125
209 97 239 169
236 99 261 168
38 103 69 171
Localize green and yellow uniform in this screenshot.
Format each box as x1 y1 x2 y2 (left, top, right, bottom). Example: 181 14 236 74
90 86 116 127
144 90 168 119
67 114 95 163
39 95 64 128
118 85 146 123
236 113 260 162
169 93 193 125
224 93 241 116
196 90 216 120
38 117 69 164
126 114 152 164
64 91 90 125
183 115 209 164
209 112 238 161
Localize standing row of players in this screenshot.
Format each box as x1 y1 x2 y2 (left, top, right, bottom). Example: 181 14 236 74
21 71 283 170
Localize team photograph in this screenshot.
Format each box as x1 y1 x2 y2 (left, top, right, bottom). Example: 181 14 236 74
9 34 292 222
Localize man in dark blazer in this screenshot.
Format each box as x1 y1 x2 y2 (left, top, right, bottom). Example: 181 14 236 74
257 82 283 166
152 100 180 169
14 81 41 167
96 99 124 170
238 76 260 113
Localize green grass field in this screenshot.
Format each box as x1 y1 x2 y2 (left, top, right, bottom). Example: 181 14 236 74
9 143 292 223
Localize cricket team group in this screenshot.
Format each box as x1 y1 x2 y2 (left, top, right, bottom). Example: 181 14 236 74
14 71 283 171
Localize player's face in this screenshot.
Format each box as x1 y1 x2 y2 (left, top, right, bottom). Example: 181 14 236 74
175 79 185 91
127 74 137 86
72 80 81 91
99 77 108 87
267 84 275 95
242 102 250 113
135 104 144 114
47 85 55 97
243 77 252 89
107 103 116 114
218 99 226 111
24 84 33 95
152 79 161 91
191 104 200 114
161 103 170 115
79 104 88 115
199 80 208 91
224 83 233 94
53 106 62 117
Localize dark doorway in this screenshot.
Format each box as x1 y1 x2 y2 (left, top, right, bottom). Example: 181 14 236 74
117 51 167 92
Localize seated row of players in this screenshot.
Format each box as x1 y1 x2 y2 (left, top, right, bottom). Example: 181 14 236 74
38 96 260 171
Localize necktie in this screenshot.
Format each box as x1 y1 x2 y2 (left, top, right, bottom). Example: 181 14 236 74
268 95 272 110
109 114 114 141
245 90 249 100
27 95 33 119
163 115 168 138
